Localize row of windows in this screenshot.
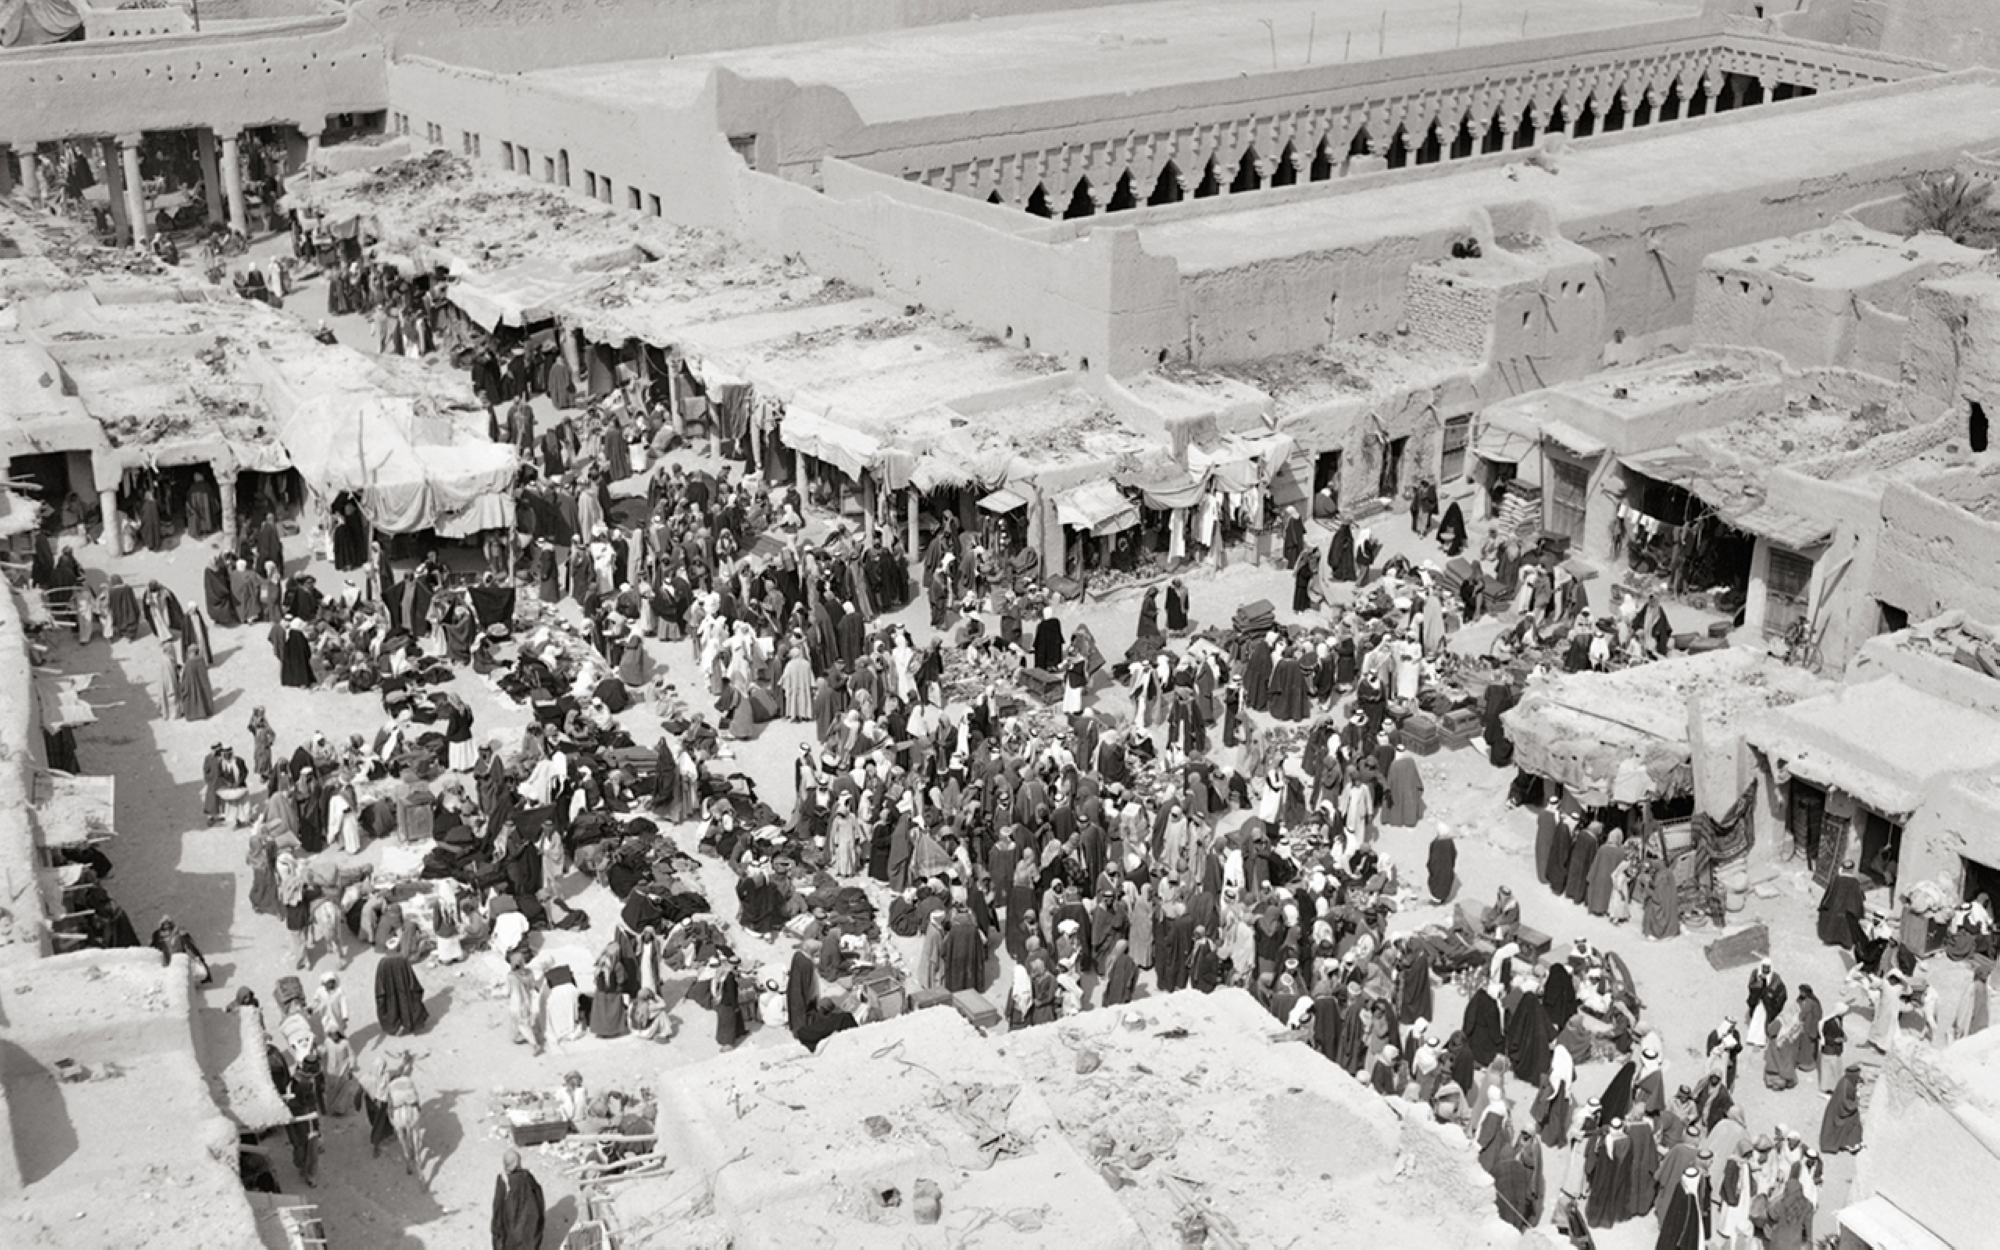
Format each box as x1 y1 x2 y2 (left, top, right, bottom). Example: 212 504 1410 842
394 123 664 218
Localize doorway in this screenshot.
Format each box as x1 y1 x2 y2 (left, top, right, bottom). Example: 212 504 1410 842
1786 779 1840 885
1858 809 1902 888
1314 450 1342 514
1377 436 1408 501
1546 458 1590 545
1963 855 2000 905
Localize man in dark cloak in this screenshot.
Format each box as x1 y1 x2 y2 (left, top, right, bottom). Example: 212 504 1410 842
1817 860 1867 948
106 575 143 640
1545 814 1574 894
1426 827 1457 903
1620 1114 1659 1220
1655 1164 1710 1250
1490 1128 1543 1231
1541 959 1578 1033
1819 1064 1864 1153
254 513 284 574
1463 982 1505 1066
202 556 238 627
491 1148 546 1250
1032 607 1064 671
139 490 163 551
1381 748 1425 827
1585 1117 1634 1226
1504 984 1553 1085
942 908 984 993
280 620 315 688
1563 820 1601 906
374 953 429 1035
1241 633 1274 711
1326 521 1356 582
786 945 820 1041
1100 939 1138 1007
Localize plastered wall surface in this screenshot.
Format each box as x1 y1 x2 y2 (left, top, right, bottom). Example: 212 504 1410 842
1874 478 2000 623
1855 0 2000 70
0 15 385 146
1850 1034 2000 1250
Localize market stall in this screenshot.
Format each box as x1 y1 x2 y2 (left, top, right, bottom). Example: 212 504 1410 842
280 393 518 537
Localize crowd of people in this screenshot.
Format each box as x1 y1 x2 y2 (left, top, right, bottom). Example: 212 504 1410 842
29 239 1998 1248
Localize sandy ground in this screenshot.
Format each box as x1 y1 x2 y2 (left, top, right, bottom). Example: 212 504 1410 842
56 244 1893 1246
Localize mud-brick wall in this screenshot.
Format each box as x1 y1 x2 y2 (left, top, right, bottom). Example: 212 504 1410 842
1403 266 1495 360
1874 478 2000 622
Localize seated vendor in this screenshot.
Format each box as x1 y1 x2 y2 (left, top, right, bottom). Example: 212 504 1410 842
1479 886 1520 941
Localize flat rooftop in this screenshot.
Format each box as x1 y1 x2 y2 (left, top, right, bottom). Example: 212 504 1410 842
1704 222 1982 288
1135 77 2000 273
525 0 1696 124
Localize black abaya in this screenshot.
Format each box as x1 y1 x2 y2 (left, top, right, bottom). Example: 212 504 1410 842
374 955 430 1035
1503 990 1553 1085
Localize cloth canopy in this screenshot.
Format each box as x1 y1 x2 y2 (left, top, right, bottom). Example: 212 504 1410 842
978 487 1027 514
1474 408 1542 464
1 0 81 47
779 409 882 481
446 258 607 332
280 394 518 535
1054 480 1138 536
1116 450 1206 511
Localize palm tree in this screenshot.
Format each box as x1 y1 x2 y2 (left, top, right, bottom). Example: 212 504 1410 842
1903 170 2000 248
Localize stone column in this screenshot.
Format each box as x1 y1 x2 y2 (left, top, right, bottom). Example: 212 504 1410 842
0 150 12 199
196 129 225 224
218 130 248 236
16 143 39 201
118 135 149 246
906 491 920 564
216 468 239 551
99 488 123 554
302 125 323 172
100 138 133 246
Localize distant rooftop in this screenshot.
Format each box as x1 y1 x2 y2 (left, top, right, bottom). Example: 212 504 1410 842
1135 77 2000 273
1703 221 1982 289
523 0 1697 125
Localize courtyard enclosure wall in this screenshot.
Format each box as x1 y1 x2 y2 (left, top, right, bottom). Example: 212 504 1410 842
361 0 1161 74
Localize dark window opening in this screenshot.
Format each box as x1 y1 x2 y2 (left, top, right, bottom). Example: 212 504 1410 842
1414 123 1443 166
1148 161 1184 206
1025 184 1052 218
1062 177 1095 219
1603 91 1628 133
1963 856 2000 906
1309 139 1335 181
1270 142 1299 188
1314 450 1343 512
1384 127 1411 170
1481 110 1507 154
1972 399 1989 452
1193 160 1221 199
1876 600 1909 635
1573 99 1598 138
1658 81 1684 122
1105 171 1137 212
1514 106 1538 148
1348 127 1372 159
1449 115 1477 160
1548 100 1569 135
1228 147 1262 194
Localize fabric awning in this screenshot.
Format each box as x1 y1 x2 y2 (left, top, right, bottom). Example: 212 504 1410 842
1837 1196 1952 1250
1474 409 1542 464
1117 452 1207 511
31 768 114 846
1054 480 1139 535
446 258 607 331
978 487 1027 514
1541 419 1606 458
779 409 881 481
1622 445 1766 518
280 394 519 535
1731 503 1831 550
34 673 97 733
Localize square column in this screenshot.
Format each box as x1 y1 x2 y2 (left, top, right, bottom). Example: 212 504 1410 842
100 138 133 246
117 134 148 246
16 144 39 201
195 129 225 224
218 131 248 236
